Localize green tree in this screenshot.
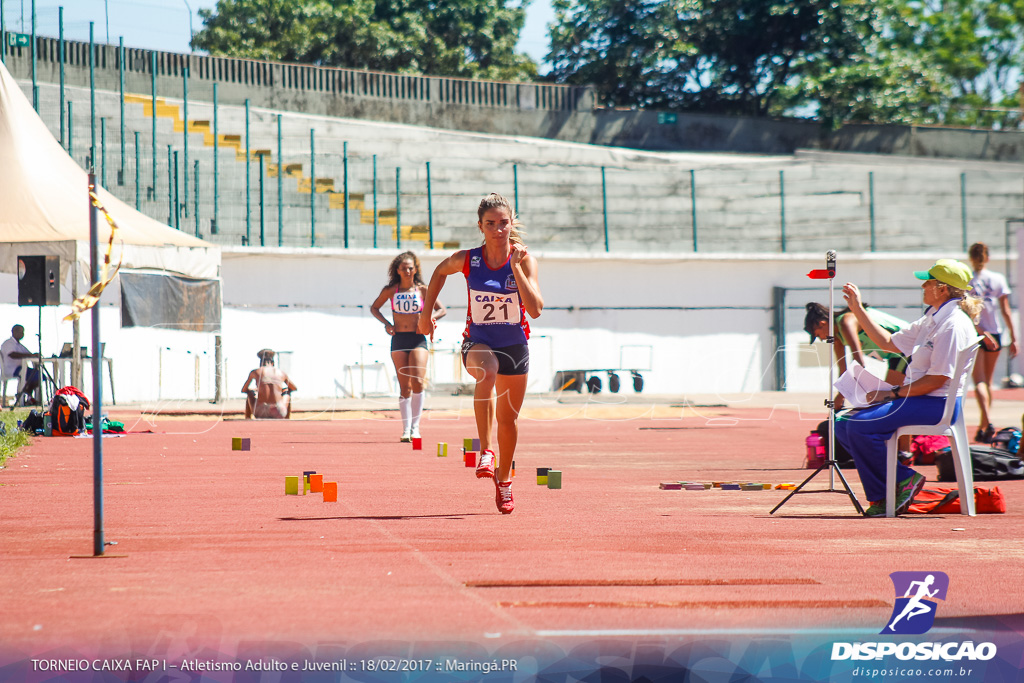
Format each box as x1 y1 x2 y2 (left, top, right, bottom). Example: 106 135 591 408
192 0 538 81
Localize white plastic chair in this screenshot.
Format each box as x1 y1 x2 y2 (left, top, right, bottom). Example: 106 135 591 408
0 361 25 408
884 337 983 517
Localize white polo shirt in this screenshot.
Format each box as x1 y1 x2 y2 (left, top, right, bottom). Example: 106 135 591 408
0 336 30 377
890 299 976 397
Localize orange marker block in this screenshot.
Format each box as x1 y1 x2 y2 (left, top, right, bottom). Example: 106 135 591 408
309 474 323 493
323 481 338 502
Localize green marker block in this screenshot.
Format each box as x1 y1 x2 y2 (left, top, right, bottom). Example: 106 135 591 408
547 470 562 489
285 476 299 495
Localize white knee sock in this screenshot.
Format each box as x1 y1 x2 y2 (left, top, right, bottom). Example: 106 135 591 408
399 396 411 431
410 392 424 430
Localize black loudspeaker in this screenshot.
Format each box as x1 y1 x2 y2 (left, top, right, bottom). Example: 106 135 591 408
18 255 60 306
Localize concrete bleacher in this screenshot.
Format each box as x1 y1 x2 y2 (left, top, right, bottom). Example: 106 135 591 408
19 78 1024 254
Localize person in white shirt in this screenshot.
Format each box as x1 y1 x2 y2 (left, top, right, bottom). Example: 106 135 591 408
1 324 39 404
835 260 982 517
967 242 1018 443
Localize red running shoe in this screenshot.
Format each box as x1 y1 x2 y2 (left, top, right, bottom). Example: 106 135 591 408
495 480 514 514
476 449 495 479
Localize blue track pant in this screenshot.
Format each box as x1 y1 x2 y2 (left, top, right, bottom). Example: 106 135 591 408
834 396 959 502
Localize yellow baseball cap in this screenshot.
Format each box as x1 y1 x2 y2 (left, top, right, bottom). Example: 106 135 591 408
913 259 972 290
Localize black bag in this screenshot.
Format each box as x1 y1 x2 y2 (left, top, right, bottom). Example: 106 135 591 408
20 410 43 432
815 420 856 468
935 445 1024 482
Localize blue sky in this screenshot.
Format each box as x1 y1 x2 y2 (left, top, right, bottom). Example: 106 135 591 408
2 0 554 67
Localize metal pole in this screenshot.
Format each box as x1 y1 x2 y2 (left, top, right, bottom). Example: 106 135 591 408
150 51 157 193
309 128 315 247
118 37 124 185
277 114 282 247
690 169 698 252
59 7 64 146
869 171 876 252
343 141 349 248
961 171 968 251
88 172 105 557
259 153 265 246
513 163 519 213
194 159 199 237
89 23 95 170
245 99 250 244
30 0 35 110
372 154 378 248
173 150 180 230
396 167 402 249
134 131 140 210
67 100 72 157
601 166 609 252
100 117 106 186
779 169 786 253
182 66 189 217
212 83 218 235
166 144 173 225
426 161 433 249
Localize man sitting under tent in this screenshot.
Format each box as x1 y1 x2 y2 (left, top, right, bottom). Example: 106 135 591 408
241 349 296 419
2 325 39 405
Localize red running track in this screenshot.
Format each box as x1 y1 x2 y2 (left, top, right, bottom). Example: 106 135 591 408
1 406 1022 661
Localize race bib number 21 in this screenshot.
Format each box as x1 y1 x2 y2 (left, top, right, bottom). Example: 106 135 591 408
470 290 520 325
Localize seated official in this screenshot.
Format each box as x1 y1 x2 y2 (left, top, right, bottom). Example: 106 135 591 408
241 349 296 419
834 260 981 517
1 324 39 404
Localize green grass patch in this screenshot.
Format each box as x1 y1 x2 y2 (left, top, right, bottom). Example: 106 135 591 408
0 409 34 469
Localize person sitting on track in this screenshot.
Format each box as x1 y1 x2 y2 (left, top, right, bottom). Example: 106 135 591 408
241 349 296 419
418 193 544 515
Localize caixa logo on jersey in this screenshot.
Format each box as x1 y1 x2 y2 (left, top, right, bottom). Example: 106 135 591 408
883 571 948 635
831 571 997 662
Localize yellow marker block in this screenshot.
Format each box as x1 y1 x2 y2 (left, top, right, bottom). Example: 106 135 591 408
232 437 242 450
463 438 473 451
285 476 299 495
323 482 338 502
437 442 448 457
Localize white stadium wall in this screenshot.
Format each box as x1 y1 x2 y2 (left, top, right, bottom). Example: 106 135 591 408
0 249 1017 403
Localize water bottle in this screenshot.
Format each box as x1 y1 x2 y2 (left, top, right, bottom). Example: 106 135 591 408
43 414 52 437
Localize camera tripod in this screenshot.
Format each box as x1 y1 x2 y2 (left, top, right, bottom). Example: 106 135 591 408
770 251 864 516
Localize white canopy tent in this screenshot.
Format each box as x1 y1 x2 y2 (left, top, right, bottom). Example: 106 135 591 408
0 60 221 398
0 60 220 284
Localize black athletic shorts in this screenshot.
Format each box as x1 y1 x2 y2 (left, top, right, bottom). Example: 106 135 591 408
461 341 529 376
391 332 428 352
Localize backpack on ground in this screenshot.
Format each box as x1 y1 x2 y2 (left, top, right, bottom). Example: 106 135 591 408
48 387 90 437
935 445 1024 482
990 427 1021 454
906 486 1006 514
909 435 950 465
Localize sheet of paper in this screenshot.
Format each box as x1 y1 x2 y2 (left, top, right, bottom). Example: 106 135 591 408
833 362 891 408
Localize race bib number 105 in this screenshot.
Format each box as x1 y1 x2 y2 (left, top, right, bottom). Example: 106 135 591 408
470 290 520 325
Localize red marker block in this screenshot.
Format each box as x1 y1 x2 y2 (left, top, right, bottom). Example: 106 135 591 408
412 437 422 450
464 451 476 467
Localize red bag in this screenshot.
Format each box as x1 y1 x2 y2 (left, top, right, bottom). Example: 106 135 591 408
909 435 950 465
906 486 1006 514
